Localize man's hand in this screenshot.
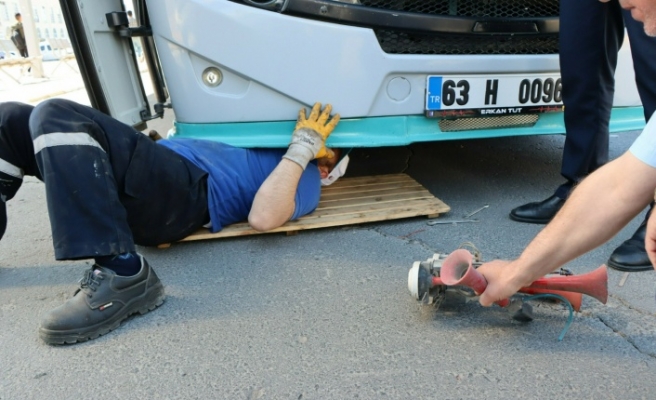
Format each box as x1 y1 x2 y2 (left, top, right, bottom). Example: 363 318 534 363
645 202 656 271
283 103 340 169
476 260 527 306
294 102 340 158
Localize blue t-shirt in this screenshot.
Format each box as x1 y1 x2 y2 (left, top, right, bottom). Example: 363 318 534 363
157 138 321 232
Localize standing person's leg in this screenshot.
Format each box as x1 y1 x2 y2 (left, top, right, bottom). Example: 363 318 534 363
557 0 623 197
607 9 656 272
30 99 208 344
509 0 623 223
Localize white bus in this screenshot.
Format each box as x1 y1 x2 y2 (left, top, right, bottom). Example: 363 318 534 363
59 0 645 148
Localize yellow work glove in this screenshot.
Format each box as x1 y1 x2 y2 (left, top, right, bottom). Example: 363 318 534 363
283 102 340 169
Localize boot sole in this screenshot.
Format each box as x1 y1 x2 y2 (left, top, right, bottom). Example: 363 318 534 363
39 282 165 345
509 213 551 224
606 259 654 273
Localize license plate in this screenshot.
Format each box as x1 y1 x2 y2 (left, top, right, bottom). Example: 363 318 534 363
425 74 564 118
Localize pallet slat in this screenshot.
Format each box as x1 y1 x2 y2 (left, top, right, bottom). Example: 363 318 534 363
317 193 437 211
323 173 409 187
319 181 422 197
320 186 431 203
165 173 450 246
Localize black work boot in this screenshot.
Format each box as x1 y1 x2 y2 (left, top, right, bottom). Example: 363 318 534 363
39 256 165 345
608 214 653 272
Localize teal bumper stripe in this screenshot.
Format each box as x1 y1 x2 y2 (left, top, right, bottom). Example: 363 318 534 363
173 106 645 148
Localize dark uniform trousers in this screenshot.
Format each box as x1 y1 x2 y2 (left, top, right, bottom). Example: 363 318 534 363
29 99 209 260
556 0 656 199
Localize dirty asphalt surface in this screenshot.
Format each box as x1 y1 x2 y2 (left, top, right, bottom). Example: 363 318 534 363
1 107 655 399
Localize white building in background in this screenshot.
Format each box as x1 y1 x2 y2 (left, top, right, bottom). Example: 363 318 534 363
1 0 68 41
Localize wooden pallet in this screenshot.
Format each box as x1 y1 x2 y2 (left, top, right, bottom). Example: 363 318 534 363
159 173 450 247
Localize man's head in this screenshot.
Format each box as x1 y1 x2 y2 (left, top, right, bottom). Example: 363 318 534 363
620 0 656 36
15 13 21 22
317 148 350 186
127 10 133 17
317 148 341 180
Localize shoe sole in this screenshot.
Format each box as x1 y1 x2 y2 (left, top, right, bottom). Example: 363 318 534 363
509 213 551 224
39 282 165 345
606 259 654 273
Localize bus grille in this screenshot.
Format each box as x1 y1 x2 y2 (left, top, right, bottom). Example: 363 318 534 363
438 114 539 132
358 0 559 18
375 30 559 55
361 0 560 55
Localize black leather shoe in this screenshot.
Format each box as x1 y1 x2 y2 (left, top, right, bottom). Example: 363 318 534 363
39 256 165 345
509 195 565 224
608 221 653 272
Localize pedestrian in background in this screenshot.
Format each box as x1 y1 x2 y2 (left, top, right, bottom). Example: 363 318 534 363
11 13 28 58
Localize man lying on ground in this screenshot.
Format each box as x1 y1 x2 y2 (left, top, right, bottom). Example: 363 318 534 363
0 99 343 344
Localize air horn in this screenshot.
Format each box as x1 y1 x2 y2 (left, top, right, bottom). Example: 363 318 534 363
408 272 583 311
408 249 607 311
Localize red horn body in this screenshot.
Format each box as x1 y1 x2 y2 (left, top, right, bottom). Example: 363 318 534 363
525 265 608 304
438 250 608 307
431 276 445 286
415 250 607 311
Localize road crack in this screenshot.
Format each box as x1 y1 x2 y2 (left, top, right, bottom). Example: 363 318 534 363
596 314 655 358
588 295 656 359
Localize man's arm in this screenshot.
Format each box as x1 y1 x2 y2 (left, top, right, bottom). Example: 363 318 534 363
248 103 339 232
478 151 656 306
248 159 304 231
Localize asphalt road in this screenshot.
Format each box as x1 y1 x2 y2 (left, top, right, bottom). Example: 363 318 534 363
1 109 655 398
